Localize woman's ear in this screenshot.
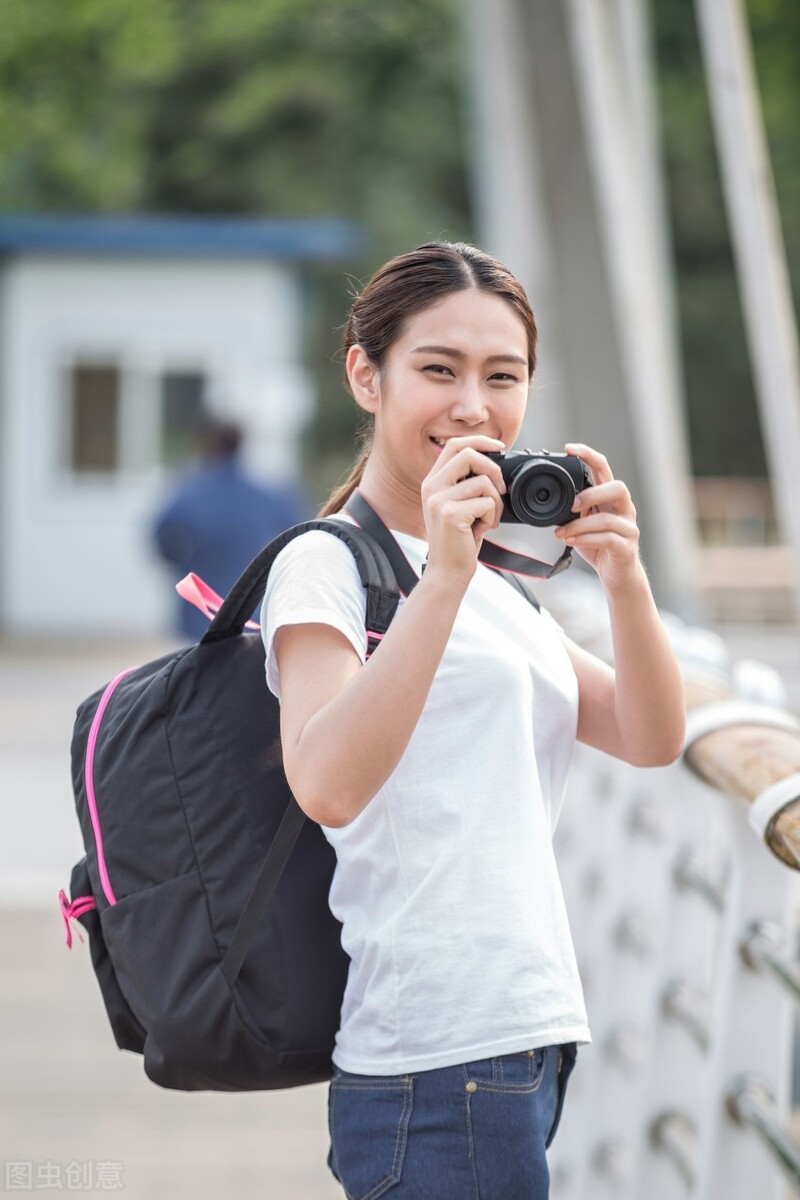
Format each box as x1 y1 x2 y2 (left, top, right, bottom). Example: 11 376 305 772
346 345 381 414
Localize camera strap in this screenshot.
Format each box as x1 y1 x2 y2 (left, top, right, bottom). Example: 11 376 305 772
478 537 573 579
345 490 573 589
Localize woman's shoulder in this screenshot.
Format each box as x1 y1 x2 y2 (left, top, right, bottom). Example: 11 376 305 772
260 521 370 695
263 523 366 616
270 523 362 575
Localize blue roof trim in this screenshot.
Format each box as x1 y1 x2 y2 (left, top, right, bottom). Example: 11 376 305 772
0 214 367 260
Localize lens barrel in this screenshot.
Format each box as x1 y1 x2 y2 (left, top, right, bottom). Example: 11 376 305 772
507 460 576 527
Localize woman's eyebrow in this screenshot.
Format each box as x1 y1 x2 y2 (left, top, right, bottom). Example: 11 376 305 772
411 344 527 366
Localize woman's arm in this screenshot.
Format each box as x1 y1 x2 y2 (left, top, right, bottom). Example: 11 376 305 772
276 567 467 828
275 434 508 828
559 569 686 766
553 443 686 767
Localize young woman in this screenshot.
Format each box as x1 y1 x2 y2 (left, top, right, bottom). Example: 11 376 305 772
260 242 686 1199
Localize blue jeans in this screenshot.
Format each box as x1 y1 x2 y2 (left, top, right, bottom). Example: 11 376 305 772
326 1042 578 1200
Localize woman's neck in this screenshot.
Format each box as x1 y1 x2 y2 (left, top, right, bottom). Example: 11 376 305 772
356 459 428 540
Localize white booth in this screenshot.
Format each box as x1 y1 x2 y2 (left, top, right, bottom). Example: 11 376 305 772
0 215 363 635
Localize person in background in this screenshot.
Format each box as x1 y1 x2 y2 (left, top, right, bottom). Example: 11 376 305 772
152 418 311 639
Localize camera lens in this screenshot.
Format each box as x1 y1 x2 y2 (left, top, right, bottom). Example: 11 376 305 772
508 461 575 526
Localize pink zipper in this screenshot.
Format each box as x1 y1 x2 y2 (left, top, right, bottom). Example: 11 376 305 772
84 667 137 906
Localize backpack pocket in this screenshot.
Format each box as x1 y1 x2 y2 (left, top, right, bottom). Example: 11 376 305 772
97 866 300 1090
66 858 146 1054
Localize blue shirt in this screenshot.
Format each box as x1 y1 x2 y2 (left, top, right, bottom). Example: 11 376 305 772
152 461 311 638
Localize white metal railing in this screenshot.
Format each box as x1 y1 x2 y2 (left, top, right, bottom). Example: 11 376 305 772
541 572 800 1200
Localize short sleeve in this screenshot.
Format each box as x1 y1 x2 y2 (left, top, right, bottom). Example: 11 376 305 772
260 530 367 700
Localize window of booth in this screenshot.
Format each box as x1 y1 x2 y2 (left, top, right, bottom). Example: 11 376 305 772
64 361 211 478
68 363 120 474
160 370 209 467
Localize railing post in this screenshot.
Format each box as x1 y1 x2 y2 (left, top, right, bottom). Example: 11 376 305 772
740 920 800 1007
726 1076 800 1190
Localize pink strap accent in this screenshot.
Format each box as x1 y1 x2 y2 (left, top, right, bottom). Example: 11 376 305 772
365 630 385 660
85 668 136 905
176 573 260 630
58 889 96 949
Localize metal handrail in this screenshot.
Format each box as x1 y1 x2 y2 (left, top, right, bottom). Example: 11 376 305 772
674 846 729 911
726 1075 800 1189
661 979 711 1053
591 1138 634 1188
740 920 800 1007
604 1024 647 1075
650 1110 697 1189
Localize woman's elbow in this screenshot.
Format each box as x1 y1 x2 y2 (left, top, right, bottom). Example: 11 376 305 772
285 765 358 829
627 727 686 768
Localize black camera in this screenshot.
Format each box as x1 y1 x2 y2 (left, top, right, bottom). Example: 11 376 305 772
485 449 593 527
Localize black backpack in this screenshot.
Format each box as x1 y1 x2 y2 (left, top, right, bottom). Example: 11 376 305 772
60 496 540 1092
60 517 402 1092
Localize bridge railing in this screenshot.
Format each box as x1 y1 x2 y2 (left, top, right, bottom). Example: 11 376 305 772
543 574 800 1200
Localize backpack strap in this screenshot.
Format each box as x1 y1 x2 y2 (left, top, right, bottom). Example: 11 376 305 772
202 518 400 646
222 797 308 987
345 492 420 596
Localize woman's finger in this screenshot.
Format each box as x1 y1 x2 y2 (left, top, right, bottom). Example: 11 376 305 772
555 513 638 540
428 442 507 496
557 531 635 556
564 442 613 485
572 480 635 516
429 473 505 528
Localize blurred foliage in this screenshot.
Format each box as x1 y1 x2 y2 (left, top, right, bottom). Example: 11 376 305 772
653 0 800 477
1 0 798 487
0 0 469 236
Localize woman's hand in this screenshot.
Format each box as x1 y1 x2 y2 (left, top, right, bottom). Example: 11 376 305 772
553 442 642 593
420 435 507 587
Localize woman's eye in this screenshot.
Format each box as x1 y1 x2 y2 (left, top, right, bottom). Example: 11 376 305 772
424 364 454 376
490 372 518 383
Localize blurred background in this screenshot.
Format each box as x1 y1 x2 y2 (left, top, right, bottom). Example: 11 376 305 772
2 0 800 1197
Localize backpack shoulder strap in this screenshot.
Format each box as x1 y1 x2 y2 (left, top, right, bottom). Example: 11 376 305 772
345 492 419 596
202 518 401 646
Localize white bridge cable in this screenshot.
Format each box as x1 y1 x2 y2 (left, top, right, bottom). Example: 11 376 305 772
694 0 800 617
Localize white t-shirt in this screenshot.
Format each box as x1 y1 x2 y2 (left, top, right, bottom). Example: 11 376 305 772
260 518 591 1074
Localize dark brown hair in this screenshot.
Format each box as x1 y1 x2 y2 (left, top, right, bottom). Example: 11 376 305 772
319 240 538 516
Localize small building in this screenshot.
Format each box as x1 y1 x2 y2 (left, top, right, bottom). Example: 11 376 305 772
0 215 364 636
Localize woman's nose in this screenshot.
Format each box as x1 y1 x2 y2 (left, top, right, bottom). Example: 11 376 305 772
450 382 488 424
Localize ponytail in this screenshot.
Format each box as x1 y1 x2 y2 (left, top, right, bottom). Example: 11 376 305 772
318 443 372 517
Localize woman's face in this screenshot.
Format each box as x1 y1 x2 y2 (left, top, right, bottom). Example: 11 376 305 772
363 288 531 493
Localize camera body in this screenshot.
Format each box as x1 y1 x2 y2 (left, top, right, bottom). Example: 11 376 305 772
485 449 593 527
